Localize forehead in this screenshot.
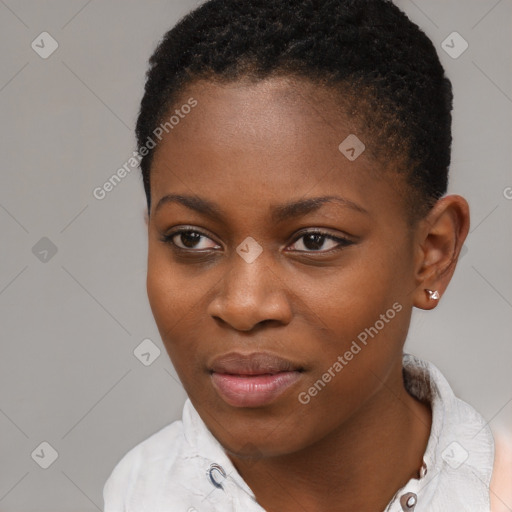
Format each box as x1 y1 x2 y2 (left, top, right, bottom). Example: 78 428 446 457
149 76 405 224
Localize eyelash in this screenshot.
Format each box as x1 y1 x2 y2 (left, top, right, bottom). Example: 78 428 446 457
159 227 354 254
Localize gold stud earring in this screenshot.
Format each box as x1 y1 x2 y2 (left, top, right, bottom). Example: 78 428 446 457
426 289 440 300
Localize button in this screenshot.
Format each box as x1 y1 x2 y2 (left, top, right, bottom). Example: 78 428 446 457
419 461 428 478
400 492 417 510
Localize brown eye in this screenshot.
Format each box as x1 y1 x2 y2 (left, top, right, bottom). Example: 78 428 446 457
161 229 220 250
177 231 202 248
288 231 353 253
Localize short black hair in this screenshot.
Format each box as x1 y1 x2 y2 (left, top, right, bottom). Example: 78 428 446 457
136 0 453 221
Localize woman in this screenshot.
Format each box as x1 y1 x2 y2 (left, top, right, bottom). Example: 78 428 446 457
103 1 500 510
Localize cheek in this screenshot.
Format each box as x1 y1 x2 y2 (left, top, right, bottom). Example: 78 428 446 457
146 265 201 396
146 247 197 355
146 237 208 321
147 250 182 328
146 244 218 386
294 243 412 409
304 244 408 340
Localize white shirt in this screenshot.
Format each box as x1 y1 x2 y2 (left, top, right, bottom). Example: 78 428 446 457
103 353 495 511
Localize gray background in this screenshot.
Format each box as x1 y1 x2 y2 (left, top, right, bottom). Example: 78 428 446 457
0 1 510 510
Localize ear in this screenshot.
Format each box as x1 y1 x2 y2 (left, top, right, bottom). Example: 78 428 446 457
412 195 470 310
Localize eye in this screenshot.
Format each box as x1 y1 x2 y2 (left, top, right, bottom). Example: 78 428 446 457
160 229 220 250
287 230 353 253
160 228 353 254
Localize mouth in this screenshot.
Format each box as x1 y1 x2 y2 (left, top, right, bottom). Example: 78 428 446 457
209 352 304 408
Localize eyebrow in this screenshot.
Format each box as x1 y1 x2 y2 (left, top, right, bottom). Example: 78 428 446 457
271 195 369 222
153 193 369 222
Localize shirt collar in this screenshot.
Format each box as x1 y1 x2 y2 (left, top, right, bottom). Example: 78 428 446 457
181 353 495 511
384 353 494 511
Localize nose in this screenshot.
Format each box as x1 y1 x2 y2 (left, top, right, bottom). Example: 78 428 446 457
206 247 293 331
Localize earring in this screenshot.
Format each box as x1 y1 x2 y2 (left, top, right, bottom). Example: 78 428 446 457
426 289 440 300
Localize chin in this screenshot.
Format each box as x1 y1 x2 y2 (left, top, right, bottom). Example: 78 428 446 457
211 418 314 459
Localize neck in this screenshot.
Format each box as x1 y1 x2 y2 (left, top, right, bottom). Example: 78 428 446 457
228 361 432 512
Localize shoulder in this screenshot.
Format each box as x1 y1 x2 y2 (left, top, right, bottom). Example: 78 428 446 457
103 419 185 510
490 428 512 512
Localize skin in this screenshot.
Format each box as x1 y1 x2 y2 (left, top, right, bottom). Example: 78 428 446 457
490 429 512 511
145 76 469 511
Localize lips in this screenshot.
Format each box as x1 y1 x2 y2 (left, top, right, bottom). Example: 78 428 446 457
210 352 301 375
209 352 304 408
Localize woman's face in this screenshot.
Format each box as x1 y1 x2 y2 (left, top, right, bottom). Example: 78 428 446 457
146 76 419 458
